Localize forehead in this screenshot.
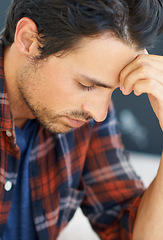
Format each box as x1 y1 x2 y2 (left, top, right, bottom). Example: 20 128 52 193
43 34 140 90
65 34 139 86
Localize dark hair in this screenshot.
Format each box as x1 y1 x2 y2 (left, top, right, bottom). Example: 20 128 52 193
2 0 163 59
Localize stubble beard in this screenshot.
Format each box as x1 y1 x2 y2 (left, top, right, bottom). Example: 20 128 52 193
16 63 92 134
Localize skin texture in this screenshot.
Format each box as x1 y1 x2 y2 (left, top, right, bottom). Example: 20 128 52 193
4 18 163 239
4 17 140 133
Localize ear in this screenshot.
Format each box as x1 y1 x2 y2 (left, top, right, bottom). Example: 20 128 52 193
14 17 39 56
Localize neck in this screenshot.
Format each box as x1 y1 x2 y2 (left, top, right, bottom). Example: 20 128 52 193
4 45 35 129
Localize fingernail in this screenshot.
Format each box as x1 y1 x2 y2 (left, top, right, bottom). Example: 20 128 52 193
120 83 125 94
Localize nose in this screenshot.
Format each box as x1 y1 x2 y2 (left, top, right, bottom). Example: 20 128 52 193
82 93 111 122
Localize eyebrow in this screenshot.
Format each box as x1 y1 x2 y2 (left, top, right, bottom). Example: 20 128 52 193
79 74 114 89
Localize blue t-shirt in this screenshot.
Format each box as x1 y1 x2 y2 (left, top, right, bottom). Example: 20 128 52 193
3 120 39 240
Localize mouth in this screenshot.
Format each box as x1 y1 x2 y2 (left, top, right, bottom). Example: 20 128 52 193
63 116 88 128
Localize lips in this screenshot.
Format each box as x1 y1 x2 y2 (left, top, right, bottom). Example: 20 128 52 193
64 116 87 128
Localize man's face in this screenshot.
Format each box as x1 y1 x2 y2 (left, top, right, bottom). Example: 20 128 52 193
16 35 139 133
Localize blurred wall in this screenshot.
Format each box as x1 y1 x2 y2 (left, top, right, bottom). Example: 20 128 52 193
1 1 163 154
0 0 11 32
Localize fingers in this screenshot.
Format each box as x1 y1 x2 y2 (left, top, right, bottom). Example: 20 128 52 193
133 79 163 99
120 54 163 96
119 53 163 131
121 65 163 95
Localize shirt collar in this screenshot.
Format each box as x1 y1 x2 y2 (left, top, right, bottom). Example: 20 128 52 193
0 39 14 132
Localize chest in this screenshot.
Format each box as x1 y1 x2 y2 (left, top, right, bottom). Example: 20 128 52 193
0 127 90 239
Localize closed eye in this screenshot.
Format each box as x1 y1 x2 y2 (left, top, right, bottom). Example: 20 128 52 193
79 82 95 91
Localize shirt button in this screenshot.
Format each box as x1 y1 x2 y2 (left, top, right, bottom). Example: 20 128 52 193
6 130 12 137
4 181 12 191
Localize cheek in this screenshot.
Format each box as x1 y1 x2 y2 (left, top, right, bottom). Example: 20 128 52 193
39 63 84 107
36 77 77 108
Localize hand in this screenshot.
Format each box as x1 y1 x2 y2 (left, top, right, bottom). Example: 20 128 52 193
120 53 163 131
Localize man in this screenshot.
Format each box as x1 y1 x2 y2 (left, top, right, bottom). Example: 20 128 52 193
0 0 163 239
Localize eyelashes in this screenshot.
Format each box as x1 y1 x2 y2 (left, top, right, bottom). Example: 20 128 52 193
79 82 95 91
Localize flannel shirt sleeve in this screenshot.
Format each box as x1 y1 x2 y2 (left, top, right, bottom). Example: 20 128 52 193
81 102 145 240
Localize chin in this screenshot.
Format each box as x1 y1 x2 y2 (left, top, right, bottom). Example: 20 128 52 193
40 121 72 134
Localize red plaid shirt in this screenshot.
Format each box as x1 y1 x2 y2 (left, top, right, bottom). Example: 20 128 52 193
0 40 144 240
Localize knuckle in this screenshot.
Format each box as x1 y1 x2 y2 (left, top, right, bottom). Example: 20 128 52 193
135 54 146 66
139 65 149 75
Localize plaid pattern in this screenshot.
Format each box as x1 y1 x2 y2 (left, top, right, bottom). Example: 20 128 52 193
0 40 144 240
